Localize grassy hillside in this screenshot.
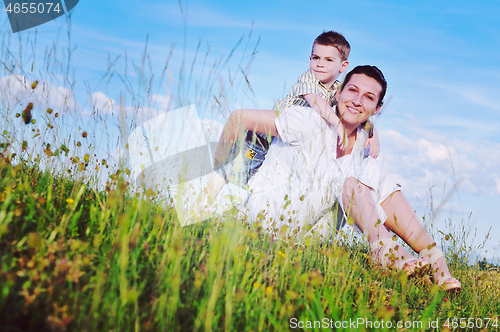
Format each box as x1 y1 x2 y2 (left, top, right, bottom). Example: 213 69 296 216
0 26 498 331
0 150 499 332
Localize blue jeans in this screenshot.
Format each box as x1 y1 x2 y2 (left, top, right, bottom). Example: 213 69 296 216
215 131 269 188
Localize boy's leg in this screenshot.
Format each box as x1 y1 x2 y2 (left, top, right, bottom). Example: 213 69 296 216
205 130 270 204
206 172 226 204
213 109 278 169
243 131 270 182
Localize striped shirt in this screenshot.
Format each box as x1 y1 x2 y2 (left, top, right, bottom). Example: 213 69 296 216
274 70 341 112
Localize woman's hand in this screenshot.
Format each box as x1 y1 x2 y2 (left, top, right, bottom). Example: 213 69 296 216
363 126 380 158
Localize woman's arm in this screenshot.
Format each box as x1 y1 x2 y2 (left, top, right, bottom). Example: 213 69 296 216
212 109 278 169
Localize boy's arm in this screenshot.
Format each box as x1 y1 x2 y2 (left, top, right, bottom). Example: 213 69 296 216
212 109 278 169
303 93 346 148
363 125 380 158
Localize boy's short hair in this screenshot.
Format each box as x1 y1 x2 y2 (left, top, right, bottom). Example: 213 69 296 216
313 31 351 62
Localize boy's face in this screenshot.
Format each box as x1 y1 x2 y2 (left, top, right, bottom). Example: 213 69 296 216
310 44 349 89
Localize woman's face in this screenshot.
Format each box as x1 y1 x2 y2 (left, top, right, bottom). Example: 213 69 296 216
336 73 382 126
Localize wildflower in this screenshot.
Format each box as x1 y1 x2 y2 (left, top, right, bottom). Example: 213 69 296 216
286 290 298 300
44 148 54 157
22 103 33 124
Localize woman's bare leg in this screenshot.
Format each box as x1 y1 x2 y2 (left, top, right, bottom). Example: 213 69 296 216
381 191 461 289
342 177 418 270
342 177 388 243
381 191 434 252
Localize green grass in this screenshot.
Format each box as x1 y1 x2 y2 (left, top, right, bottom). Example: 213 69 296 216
0 152 499 332
1 20 498 332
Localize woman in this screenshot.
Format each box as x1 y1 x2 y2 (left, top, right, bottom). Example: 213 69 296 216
225 66 461 291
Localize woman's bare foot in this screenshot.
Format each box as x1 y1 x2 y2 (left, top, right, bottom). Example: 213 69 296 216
370 237 429 277
419 244 462 292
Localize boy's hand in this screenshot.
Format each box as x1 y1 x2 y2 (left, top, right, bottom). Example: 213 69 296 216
336 125 347 150
363 126 380 158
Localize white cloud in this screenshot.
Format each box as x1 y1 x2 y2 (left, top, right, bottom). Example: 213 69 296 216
380 126 500 201
201 118 223 142
462 88 500 113
137 2 258 30
91 92 115 115
495 177 500 195
0 74 77 113
128 1 321 34
109 147 128 164
85 91 170 124
150 94 172 111
417 139 449 164
427 81 500 113
130 106 167 124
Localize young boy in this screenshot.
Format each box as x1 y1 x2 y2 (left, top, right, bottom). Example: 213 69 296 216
205 30 379 206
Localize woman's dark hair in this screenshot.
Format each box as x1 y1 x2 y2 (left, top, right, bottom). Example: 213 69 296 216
340 65 387 107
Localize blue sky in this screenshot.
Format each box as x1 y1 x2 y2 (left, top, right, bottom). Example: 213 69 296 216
1 0 499 262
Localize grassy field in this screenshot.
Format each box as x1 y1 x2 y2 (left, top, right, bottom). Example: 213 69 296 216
0 23 499 332
0 149 499 332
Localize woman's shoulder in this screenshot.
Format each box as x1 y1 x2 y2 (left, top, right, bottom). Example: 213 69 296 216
278 106 323 130
276 106 329 145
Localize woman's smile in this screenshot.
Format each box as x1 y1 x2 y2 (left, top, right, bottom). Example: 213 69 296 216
337 73 382 127
346 105 360 114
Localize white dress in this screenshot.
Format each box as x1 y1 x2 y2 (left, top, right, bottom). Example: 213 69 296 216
244 106 399 240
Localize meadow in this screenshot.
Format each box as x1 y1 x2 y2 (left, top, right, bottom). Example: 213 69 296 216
0 25 499 332
1 152 499 332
